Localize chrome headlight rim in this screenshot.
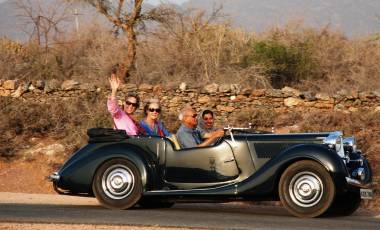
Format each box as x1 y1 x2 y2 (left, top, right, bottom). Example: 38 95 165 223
323 131 345 158
343 136 357 153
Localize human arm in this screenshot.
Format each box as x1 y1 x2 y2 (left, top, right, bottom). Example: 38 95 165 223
197 129 224 147
109 74 120 100
107 74 123 117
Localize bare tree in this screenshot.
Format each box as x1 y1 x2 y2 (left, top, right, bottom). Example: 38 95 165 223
84 0 172 81
14 0 73 51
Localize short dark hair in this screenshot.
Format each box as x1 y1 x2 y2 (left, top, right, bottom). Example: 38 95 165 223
125 92 140 108
202 110 213 118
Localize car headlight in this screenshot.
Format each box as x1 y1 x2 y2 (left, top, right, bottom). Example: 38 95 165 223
343 136 357 153
323 131 345 158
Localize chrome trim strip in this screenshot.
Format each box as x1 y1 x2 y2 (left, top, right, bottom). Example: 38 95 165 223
345 177 371 189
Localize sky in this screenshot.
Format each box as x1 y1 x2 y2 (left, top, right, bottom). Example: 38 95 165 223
147 0 187 5
0 0 187 3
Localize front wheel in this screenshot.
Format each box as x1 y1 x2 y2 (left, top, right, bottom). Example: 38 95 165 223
92 158 142 209
326 190 361 216
279 160 336 218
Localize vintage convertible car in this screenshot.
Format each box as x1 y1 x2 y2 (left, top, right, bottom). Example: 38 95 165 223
49 126 373 218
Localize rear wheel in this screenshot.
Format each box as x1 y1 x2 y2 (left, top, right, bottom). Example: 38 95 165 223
92 158 142 209
279 160 336 218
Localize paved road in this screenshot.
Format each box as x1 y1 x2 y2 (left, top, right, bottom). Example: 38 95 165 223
0 193 379 230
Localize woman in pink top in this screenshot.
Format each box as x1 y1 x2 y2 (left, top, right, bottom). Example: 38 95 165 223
107 74 143 135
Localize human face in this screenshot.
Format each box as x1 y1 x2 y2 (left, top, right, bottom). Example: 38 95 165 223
203 113 214 129
183 109 198 128
147 103 160 121
124 97 138 115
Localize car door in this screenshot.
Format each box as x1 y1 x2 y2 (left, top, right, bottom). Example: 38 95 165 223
164 140 239 188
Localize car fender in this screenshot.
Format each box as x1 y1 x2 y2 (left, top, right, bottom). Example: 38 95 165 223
239 144 348 195
57 142 152 194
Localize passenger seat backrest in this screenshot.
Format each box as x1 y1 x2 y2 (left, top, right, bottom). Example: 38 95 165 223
168 134 181 150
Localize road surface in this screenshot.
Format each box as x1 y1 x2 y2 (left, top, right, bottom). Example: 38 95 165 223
0 192 379 230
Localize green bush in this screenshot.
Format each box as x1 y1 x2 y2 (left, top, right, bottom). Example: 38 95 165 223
241 39 314 88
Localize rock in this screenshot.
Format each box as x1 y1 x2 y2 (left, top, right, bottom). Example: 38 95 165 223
11 84 28 98
44 79 60 93
374 106 380 113
303 101 316 107
282 86 300 96
216 105 235 112
219 84 231 93
0 89 11 97
315 102 334 109
198 96 210 104
266 89 284 98
34 80 45 89
61 80 79 90
44 143 66 156
3 80 17 90
334 104 345 110
251 89 266 97
337 89 348 96
374 89 380 97
359 91 376 99
284 97 303 107
24 143 66 156
240 87 252 95
120 83 137 92
153 84 163 95
203 83 219 94
316 93 331 101
138 83 153 92
79 83 97 91
170 96 181 104
348 107 359 113
28 84 36 91
179 82 187 91
231 84 242 94
300 91 316 101
352 99 362 106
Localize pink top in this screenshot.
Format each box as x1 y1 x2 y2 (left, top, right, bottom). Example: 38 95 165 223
107 97 138 135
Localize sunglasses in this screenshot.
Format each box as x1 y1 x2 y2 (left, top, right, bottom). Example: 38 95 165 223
148 108 161 113
125 101 138 107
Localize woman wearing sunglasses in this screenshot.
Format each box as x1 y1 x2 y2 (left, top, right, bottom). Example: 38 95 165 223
107 74 145 135
139 99 171 137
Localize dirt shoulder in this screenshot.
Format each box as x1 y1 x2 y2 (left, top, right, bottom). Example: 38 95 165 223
0 156 56 194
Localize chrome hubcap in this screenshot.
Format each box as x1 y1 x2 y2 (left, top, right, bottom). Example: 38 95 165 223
102 164 135 200
289 171 323 207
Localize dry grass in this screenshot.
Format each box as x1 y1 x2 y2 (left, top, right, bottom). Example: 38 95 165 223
0 94 111 158
1 9 380 92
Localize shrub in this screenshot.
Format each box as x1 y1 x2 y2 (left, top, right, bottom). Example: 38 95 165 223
241 39 314 88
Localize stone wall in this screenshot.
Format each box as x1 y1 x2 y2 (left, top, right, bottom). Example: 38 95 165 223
1 79 380 125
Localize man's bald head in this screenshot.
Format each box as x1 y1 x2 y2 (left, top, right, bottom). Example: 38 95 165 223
179 106 198 128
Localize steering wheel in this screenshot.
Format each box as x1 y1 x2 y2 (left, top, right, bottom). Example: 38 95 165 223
213 136 224 146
